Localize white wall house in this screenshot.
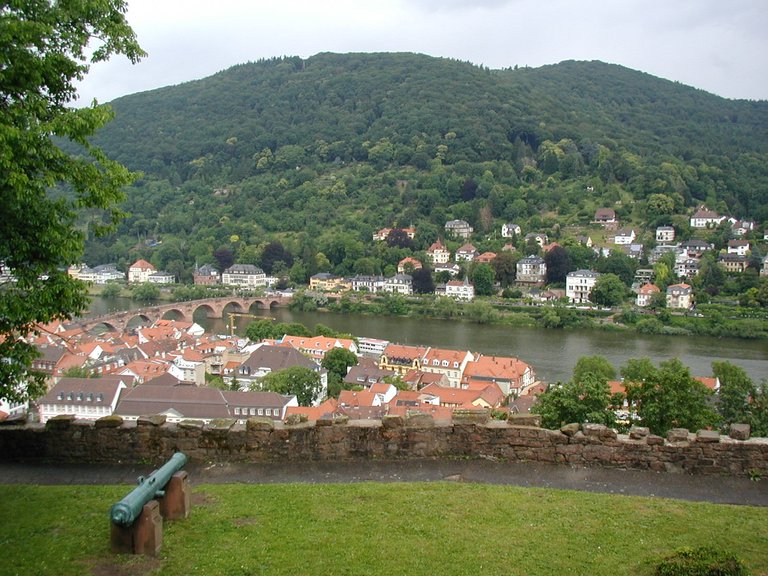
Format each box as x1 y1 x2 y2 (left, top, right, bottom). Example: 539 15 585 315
566 270 600 304
501 223 521 238
37 376 129 424
222 264 266 288
128 259 156 283
445 278 475 301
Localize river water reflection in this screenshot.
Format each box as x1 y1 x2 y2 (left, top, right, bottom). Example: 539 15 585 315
87 297 768 384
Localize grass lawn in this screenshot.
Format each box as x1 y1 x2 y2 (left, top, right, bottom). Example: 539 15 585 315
2 483 766 576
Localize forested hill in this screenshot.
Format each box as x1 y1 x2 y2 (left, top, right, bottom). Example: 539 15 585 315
96 53 767 176
83 53 768 278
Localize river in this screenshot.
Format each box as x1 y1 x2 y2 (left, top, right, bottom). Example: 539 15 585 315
86 297 768 384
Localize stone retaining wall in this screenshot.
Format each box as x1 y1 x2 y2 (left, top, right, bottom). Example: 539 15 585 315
1 413 766 477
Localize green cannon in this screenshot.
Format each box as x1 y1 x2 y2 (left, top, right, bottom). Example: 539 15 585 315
109 452 188 527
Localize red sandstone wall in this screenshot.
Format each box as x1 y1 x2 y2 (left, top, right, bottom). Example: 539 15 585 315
1 413 766 477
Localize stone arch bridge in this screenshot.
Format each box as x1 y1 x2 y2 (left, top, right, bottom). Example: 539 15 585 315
78 296 290 334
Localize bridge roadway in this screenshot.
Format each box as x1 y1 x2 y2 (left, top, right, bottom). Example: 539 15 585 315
77 295 290 333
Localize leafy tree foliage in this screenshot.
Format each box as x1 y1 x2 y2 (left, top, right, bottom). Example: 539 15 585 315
623 358 719 436
712 361 768 434
544 245 571 284
260 241 293 274
131 283 160 302
214 247 235 272
245 319 279 342
0 1 143 403
260 366 322 406
532 374 616 429
572 356 616 385
321 348 358 382
491 251 518 287
590 273 628 307
470 263 496 296
385 229 415 250
411 267 435 294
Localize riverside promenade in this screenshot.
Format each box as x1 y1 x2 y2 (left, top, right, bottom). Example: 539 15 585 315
1 460 766 507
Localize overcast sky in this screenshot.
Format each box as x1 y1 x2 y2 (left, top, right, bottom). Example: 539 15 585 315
76 0 768 104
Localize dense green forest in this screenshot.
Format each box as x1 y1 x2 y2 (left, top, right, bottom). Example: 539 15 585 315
82 53 768 284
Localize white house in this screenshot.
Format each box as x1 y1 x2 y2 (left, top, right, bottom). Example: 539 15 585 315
655 226 675 243
222 264 266 288
516 255 547 285
350 275 385 293
636 283 660 307
690 208 725 229
501 223 521 238
455 243 478 262
434 263 461 276
37 376 130 424
147 271 176 284
727 240 750 257
614 228 636 245
77 264 125 284
566 270 600 304
128 259 156 283
383 274 413 295
444 219 473 239
426 241 451 265
666 283 693 310
445 278 475 301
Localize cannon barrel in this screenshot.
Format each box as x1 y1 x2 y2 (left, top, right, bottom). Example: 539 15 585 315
109 452 188 527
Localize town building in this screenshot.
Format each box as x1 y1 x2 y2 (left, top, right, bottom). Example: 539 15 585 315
445 278 475 301
636 284 660 307
455 243 478 262
516 255 547 285
128 259 156 283
655 226 675 243
193 264 220 285
501 223 521 238
666 283 693 310
37 376 131 424
350 275 385 293
426 241 450 265
690 208 725 229
566 270 600 304
221 264 266 288
444 219 473 239
383 274 413 295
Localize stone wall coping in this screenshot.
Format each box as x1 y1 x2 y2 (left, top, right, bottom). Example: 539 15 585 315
4 417 766 478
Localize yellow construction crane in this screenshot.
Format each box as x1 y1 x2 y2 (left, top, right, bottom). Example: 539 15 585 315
227 313 273 337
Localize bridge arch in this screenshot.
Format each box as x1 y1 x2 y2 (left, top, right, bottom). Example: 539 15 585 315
160 307 190 322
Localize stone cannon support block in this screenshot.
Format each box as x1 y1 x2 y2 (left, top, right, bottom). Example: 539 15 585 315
111 500 162 556
629 427 650 440
159 471 190 521
246 418 275 431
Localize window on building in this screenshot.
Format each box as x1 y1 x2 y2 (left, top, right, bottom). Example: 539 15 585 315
258 409 263 416
234 407 240 415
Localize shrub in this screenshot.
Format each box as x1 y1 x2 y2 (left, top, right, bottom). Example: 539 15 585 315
654 546 749 576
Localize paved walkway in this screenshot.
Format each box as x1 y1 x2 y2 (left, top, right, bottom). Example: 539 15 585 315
1 460 766 506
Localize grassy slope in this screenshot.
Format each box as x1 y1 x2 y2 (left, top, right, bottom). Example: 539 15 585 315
2 483 767 576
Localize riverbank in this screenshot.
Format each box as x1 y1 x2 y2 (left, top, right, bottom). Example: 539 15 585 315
299 290 768 341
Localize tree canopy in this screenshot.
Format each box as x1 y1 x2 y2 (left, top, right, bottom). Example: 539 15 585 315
624 358 719 436
0 1 144 402
260 366 322 407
